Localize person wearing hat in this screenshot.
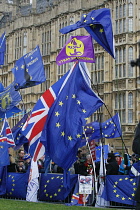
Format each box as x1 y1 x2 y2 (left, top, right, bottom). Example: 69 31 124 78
106 153 119 175
114 152 122 166
23 154 31 171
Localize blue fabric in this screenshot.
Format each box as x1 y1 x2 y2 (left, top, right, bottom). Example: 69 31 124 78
129 161 140 178
0 82 4 93
60 8 115 58
12 45 46 90
66 181 82 206
0 32 6 65
41 62 103 170
96 145 109 162
0 106 21 121
0 166 7 195
38 173 78 201
6 172 29 199
12 113 29 150
0 82 21 112
102 175 137 206
87 113 122 141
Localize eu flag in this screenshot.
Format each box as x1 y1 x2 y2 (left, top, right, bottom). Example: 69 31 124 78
0 82 4 92
0 139 10 167
0 166 7 195
0 106 21 122
12 113 29 150
39 173 78 201
0 82 21 112
6 172 29 199
41 62 103 170
12 45 46 91
85 113 122 141
0 32 6 65
60 8 115 58
102 175 137 206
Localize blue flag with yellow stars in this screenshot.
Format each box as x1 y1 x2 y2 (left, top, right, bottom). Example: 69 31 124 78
0 82 21 112
41 62 103 171
12 113 29 150
0 166 7 195
39 173 78 201
101 175 137 206
12 45 46 91
84 113 122 141
6 172 29 199
0 106 21 121
60 8 115 58
0 32 6 65
0 132 10 167
95 145 109 162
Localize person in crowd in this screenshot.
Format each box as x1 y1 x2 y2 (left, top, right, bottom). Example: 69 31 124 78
16 160 26 173
118 153 131 175
106 153 119 175
15 149 25 163
114 152 122 166
7 154 17 172
85 154 93 175
74 150 87 175
23 154 31 171
37 155 45 173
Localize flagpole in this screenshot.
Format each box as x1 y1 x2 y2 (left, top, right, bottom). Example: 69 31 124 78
83 127 98 195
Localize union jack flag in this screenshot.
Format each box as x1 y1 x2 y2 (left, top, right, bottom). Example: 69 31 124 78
22 64 75 161
0 116 15 147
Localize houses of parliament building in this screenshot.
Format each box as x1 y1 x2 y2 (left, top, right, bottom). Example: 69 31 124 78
0 0 140 154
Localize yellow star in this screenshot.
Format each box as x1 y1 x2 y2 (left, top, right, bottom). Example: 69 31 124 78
130 179 133 182
51 177 54 179
113 185 116 188
119 178 123 181
50 195 53 198
83 14 87 18
128 197 132 200
11 189 14 191
10 192 12 195
68 136 72 141
26 68 28 72
116 194 120 197
91 17 94 20
85 117 89 121
44 190 46 192
133 188 137 191
16 66 18 70
125 177 128 180
0 146 3 148
46 194 48 197
72 94 76 99
99 28 104 33
56 122 61 128
131 193 135 197
59 101 63 106
133 182 136 186
55 112 60 117
58 189 61 192
54 193 57 196
66 96 68 100
82 109 86 113
12 184 15 186
113 190 117 193
44 185 47 187
76 134 81 138
77 100 81 105
61 131 65 137
84 20 87 22
21 65 25 69
56 176 60 178
47 180 50 183
12 180 15 182
122 197 125 200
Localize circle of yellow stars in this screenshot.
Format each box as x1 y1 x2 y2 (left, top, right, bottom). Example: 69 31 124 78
44 175 64 199
112 177 137 201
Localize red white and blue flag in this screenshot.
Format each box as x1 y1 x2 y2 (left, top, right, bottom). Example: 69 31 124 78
21 64 75 161
0 116 15 147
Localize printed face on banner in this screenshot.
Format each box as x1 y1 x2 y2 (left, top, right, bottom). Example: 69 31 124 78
56 35 95 65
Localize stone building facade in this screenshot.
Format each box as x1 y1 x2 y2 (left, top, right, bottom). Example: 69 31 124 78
0 0 140 154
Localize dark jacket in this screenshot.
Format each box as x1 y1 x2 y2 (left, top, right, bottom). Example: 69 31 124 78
106 159 119 175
